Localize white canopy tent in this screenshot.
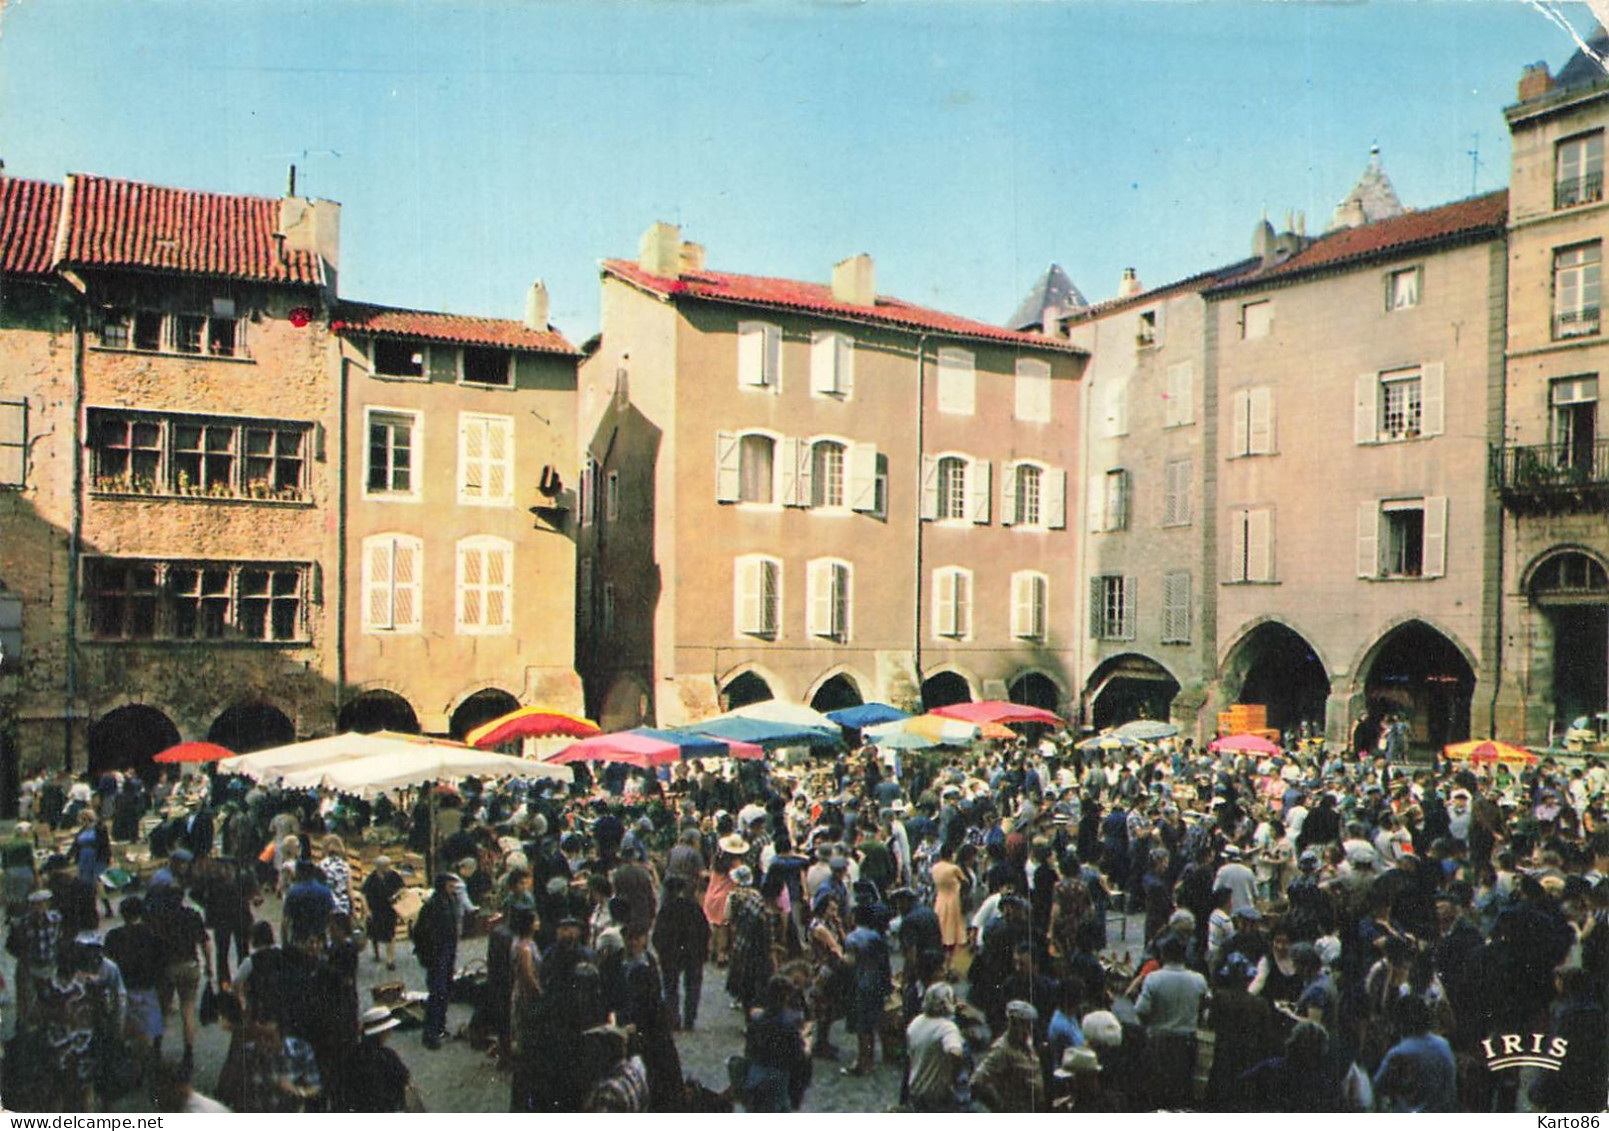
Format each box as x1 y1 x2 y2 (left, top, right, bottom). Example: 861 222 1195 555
709 700 840 733
217 731 414 783
277 745 570 797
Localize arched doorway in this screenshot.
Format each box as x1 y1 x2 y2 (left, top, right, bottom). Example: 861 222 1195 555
89 705 180 781
1359 622 1475 751
722 671 774 710
337 690 421 735
448 688 521 742
1529 550 1609 730
208 702 296 754
809 674 863 713
1009 671 1061 712
1085 654 1179 730
1221 622 1329 736
921 670 972 711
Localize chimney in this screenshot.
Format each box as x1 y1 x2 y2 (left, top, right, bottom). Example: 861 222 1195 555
638 221 681 278
678 241 706 274
1518 61 1556 102
1040 303 1064 339
277 196 341 293
525 281 550 332
1252 218 1276 261
1118 267 1142 298
832 253 876 307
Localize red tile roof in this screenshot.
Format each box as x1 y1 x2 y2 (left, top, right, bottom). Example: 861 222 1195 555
332 301 578 355
0 177 63 277
1208 190 1509 294
1068 257 1262 323
56 173 325 286
603 259 1085 354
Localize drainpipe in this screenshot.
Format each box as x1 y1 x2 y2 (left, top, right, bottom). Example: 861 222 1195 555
1488 505 1505 740
913 332 928 709
336 353 350 725
65 309 85 772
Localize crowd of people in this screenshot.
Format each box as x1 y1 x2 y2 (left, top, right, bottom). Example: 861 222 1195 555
1 727 1606 1114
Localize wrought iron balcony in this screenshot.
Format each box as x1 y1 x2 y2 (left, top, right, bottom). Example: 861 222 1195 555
1555 172 1604 210
1493 440 1609 512
1553 305 1601 340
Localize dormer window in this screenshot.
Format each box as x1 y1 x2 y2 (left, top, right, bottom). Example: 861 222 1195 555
462 346 512 387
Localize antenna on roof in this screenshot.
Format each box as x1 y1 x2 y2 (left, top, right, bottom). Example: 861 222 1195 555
1467 132 1483 196
287 164 296 197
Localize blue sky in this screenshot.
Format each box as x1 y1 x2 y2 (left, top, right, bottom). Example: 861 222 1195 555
0 1 1599 339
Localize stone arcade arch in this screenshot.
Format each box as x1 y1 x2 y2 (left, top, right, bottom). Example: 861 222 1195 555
337 689 421 735
447 687 521 742
920 669 974 711
1354 620 1476 752
808 672 864 713
89 704 180 781
1083 654 1179 731
1218 621 1330 737
207 702 296 754
721 670 775 710
1009 670 1063 713
1527 549 1609 731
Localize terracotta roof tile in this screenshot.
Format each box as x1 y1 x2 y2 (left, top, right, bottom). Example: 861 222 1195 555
332 301 578 355
1208 190 1509 294
0 177 63 277
57 174 324 286
603 259 1084 354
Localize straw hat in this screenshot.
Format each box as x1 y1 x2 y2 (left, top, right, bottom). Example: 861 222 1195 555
1053 1046 1102 1078
362 1006 400 1037
718 833 750 855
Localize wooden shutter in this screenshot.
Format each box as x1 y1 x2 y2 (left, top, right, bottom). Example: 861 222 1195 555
364 538 393 629
1167 362 1194 427
778 436 801 506
1089 475 1105 533
1423 496 1448 578
832 563 849 639
1001 462 1019 526
394 539 419 629
736 558 760 634
1108 380 1129 436
488 419 511 502
1249 387 1274 454
808 559 831 636
938 348 975 414
1357 501 1379 578
1163 571 1190 643
810 332 835 395
920 455 939 520
1088 577 1104 638
968 459 991 524
428 345 457 383
836 334 854 397
459 417 484 498
956 571 972 637
935 569 957 637
1119 577 1135 639
1045 467 1067 529
1355 373 1379 444
1011 573 1030 638
1247 508 1272 582
848 443 878 511
1421 362 1445 437
1229 511 1248 582
1231 390 1250 456
715 431 741 502
738 323 770 387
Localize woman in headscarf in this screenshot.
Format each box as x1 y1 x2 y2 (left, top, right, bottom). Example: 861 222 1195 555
806 888 850 1060
724 865 771 1014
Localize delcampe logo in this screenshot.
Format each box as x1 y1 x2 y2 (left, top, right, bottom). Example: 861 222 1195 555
1480 1032 1568 1072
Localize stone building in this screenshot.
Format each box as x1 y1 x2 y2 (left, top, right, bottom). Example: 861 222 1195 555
578 224 1085 729
1494 38 1609 744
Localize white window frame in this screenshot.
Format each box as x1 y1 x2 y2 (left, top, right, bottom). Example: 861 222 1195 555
0 399 25 488
1010 570 1048 642
921 452 991 524
368 338 431 382
936 347 976 416
1357 497 1446 580
807 557 852 642
1164 362 1194 428
1093 467 1128 532
1162 458 1192 527
363 406 422 503
1385 267 1421 312
99 303 250 360
454 535 513 635
734 553 782 639
810 330 854 399
1355 364 1444 444
1227 506 1275 583
932 566 973 640
1161 571 1191 644
1014 358 1052 423
1137 308 1161 348
361 533 423 634
1556 130 1605 209
808 437 848 510
737 321 782 391
1088 575 1134 641
1241 300 1273 340
715 429 784 507
456 412 514 507
1554 242 1602 340
1229 387 1277 457
1001 460 1065 530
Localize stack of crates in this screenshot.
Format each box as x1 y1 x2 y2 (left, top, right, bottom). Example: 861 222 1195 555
1217 703 1268 736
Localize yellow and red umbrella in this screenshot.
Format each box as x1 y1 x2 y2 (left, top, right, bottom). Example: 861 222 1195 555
1443 739 1537 767
153 741 234 764
466 707 602 749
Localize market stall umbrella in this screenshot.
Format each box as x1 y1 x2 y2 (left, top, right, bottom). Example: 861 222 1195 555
1208 732 1281 756
1075 733 1138 753
978 722 1017 740
721 700 841 735
931 701 1064 727
684 716 840 750
1444 739 1538 766
864 729 936 751
826 703 910 730
218 730 455 783
549 727 763 770
865 714 980 746
1113 719 1179 741
153 741 235 765
465 707 602 749
278 745 571 797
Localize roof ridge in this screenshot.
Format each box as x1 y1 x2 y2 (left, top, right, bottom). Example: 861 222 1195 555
66 171 295 209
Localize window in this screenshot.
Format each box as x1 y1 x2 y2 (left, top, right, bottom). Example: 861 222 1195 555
1162 459 1192 527
1002 462 1066 529
362 535 422 633
811 441 846 508
0 399 28 487
807 558 851 641
1137 309 1159 347
371 339 427 379
1162 571 1191 644
578 557 594 632
810 331 853 398
1229 387 1276 456
461 346 512 387
1554 242 1602 339
1088 575 1134 641
936 347 975 415
366 410 419 498
1014 359 1051 423
604 470 620 521
84 557 309 642
1386 267 1421 311
922 454 990 523
1358 498 1446 580
1355 365 1444 444
1556 130 1604 209
738 321 781 390
456 537 513 633
601 584 616 638
98 303 248 359
88 409 311 501
1550 376 1599 473
1227 507 1274 583
578 458 598 526
0 590 19 671
1093 468 1129 532
739 433 775 503
458 414 514 506
1102 379 1129 437
1241 300 1272 340
1164 362 1194 428
1011 571 1047 641
933 567 972 640
735 555 781 638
